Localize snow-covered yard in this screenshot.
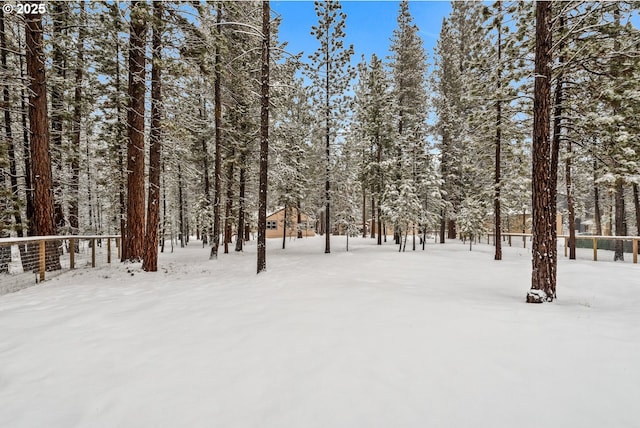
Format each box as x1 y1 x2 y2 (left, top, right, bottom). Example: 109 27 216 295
0 236 638 427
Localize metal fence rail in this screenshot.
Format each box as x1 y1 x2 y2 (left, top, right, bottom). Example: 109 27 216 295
486 232 639 264
0 235 121 295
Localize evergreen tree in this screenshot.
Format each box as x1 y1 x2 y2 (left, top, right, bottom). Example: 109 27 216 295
143 1 164 272
257 0 271 273
353 54 395 245
69 0 87 236
432 2 486 243
528 1 554 303
458 196 488 251
334 134 361 251
388 0 432 250
271 70 311 249
26 1 60 270
123 0 148 262
306 0 354 254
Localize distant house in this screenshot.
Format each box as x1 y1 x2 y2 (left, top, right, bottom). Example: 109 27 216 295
265 207 315 239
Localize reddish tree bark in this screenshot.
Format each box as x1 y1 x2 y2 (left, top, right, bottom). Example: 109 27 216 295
257 0 270 273
26 2 60 270
124 1 147 262
528 1 554 302
143 1 163 272
211 4 223 260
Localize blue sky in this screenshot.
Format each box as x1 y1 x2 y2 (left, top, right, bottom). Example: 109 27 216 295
272 1 453 66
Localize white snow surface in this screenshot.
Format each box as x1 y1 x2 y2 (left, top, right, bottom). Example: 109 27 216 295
1 236 639 427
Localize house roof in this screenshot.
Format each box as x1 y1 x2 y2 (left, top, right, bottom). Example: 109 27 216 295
266 207 315 221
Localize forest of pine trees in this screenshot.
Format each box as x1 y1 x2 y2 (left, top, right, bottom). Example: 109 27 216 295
0 1 639 294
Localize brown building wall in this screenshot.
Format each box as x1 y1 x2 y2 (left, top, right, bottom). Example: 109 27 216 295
265 207 315 239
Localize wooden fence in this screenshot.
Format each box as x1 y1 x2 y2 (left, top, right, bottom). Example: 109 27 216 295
0 235 121 283
487 232 639 264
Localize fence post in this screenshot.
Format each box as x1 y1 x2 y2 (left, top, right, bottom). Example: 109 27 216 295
39 240 46 282
593 237 597 261
107 238 111 264
508 235 511 246
564 236 567 257
70 239 75 269
91 238 96 268
633 239 638 264
117 237 121 260
523 235 526 249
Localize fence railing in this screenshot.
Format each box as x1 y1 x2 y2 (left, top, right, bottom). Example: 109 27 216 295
486 232 639 264
0 235 121 295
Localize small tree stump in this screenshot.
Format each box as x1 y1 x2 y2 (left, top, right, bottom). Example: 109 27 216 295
526 289 548 303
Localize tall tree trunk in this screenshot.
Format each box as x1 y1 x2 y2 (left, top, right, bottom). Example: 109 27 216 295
440 130 448 244
178 163 185 248
548 12 565 294
69 0 85 235
86 137 93 233
257 0 270 273
1 8 24 236
412 225 415 251
211 3 222 260
439 208 446 244
447 219 456 240
402 224 408 252
16 34 35 237
494 0 503 261
377 203 382 245
362 188 366 238
235 160 246 252
614 178 625 261
201 98 211 245
608 193 613 236
161 159 166 253
115 27 126 259
97 199 103 233
594 159 602 235
26 2 60 271
611 5 624 261
0 8 9 255
633 183 640 236
124 0 147 262
143 1 163 272
282 204 287 250
296 202 302 239
566 138 576 259
376 141 382 245
324 53 331 254
50 1 67 232
224 148 235 253
528 0 554 303
370 192 375 239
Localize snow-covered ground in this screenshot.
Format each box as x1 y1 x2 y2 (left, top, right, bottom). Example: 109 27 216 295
0 236 638 427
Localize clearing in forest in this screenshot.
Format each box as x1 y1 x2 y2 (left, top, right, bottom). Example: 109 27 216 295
0 236 638 427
